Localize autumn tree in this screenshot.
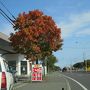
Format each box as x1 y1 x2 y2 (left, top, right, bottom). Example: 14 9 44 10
10 10 63 61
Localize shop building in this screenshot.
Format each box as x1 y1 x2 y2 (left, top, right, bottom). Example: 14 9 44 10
0 32 31 76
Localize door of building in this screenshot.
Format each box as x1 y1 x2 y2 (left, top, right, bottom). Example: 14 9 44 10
21 61 27 75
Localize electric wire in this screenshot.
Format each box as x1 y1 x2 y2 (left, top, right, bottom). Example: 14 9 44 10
0 10 14 26
0 8 15 26
0 0 16 20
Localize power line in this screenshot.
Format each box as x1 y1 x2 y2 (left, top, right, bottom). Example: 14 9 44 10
0 8 15 26
0 8 13 22
0 0 16 20
0 10 14 26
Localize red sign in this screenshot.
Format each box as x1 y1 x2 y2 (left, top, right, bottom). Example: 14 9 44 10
31 64 42 81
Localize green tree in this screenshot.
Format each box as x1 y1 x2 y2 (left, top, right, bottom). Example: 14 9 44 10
54 65 61 71
46 55 58 71
73 62 84 69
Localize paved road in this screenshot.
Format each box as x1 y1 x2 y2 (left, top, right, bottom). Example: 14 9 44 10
13 72 90 90
13 72 69 90
61 72 90 90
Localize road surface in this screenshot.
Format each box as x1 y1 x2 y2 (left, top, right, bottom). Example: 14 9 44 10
13 71 90 90
62 72 90 90
14 72 69 90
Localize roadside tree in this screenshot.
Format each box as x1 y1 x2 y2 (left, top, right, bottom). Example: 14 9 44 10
10 10 63 61
73 62 84 69
46 55 58 71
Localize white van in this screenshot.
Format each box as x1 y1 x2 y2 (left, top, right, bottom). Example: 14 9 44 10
0 56 14 90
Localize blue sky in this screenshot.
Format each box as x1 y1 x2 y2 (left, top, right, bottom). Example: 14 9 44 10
0 0 90 68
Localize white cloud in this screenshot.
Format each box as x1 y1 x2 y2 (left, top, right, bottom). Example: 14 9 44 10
58 11 90 38
76 28 90 36
1 12 90 38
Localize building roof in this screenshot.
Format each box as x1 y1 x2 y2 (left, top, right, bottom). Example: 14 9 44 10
0 32 10 42
0 32 15 53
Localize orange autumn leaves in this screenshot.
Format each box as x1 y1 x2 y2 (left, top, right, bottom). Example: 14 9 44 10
10 10 63 61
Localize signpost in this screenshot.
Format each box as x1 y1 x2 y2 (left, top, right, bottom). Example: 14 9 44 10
31 64 42 81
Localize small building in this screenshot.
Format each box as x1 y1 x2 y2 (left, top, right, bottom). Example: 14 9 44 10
0 32 31 76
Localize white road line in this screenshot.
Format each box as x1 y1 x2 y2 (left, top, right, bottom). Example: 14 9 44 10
58 74 71 90
63 74 88 90
65 78 71 90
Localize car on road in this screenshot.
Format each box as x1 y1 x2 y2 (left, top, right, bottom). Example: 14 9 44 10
62 67 67 72
0 56 14 90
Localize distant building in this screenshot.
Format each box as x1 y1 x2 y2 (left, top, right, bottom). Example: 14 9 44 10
0 32 31 76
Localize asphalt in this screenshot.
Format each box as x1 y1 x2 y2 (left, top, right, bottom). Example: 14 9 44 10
62 72 90 90
14 72 70 90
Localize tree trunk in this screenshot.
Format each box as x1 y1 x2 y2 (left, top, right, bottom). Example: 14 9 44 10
36 59 38 64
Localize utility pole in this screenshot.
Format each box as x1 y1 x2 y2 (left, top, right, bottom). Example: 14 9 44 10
83 52 87 72
85 60 87 72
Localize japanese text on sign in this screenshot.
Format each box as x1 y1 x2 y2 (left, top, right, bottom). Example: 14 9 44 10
31 64 42 81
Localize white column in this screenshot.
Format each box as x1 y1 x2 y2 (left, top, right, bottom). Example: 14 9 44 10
16 60 21 76
27 60 30 76
45 66 47 75
17 54 23 76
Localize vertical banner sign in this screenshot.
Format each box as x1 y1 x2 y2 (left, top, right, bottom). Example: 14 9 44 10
31 64 42 81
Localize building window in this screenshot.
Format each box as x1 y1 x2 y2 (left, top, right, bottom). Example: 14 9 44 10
8 61 16 71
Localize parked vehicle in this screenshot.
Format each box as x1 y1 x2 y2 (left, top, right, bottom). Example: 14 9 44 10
0 56 14 90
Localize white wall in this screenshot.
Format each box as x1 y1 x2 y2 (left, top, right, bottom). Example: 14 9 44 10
18 54 31 76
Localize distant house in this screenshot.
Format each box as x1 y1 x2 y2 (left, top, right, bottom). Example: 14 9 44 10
0 32 31 76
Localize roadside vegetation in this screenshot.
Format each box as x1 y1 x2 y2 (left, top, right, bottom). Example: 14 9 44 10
62 59 90 72
46 55 61 72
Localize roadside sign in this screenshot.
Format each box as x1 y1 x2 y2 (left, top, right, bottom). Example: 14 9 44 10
31 64 42 81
